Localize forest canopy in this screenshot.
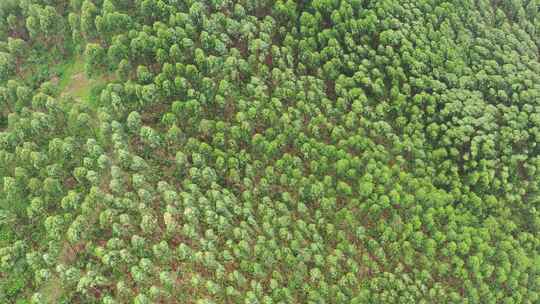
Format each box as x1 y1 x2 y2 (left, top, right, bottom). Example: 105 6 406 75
0 0 540 303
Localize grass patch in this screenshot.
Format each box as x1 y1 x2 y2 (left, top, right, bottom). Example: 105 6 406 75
55 56 85 94
39 276 64 304
54 56 112 109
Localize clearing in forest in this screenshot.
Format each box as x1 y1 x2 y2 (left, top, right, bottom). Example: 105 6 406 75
56 57 110 103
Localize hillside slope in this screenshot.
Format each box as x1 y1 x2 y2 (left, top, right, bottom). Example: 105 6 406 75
1 1 540 303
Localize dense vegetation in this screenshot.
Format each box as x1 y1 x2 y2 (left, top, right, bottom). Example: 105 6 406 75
1 0 540 303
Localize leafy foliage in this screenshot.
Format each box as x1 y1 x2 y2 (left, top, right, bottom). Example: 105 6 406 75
1 0 540 303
